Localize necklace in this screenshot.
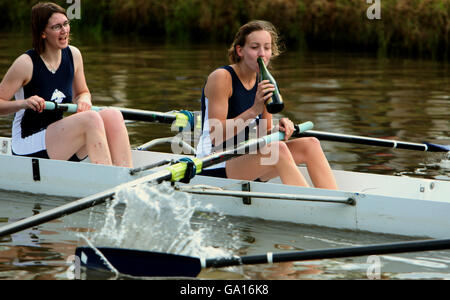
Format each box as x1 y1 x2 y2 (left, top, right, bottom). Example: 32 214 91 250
40 55 59 74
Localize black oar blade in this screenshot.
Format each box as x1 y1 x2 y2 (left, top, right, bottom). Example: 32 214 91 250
297 130 450 153
75 247 202 278
424 142 450 152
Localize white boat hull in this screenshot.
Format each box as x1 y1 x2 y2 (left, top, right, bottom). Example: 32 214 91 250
0 137 449 238
189 175 450 239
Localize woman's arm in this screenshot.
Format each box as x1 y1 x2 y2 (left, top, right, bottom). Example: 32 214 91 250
206 69 255 146
205 68 275 145
0 54 45 115
70 45 91 112
260 108 273 136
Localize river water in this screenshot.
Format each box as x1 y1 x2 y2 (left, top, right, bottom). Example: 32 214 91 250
0 33 449 280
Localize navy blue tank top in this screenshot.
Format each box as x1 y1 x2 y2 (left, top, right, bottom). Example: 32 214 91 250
223 65 258 119
200 65 260 150
20 47 74 138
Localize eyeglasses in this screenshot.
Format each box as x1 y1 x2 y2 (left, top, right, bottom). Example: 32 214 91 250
48 20 70 32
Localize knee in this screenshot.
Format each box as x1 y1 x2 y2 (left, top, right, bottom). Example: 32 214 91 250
100 108 125 129
79 110 105 130
304 137 321 149
277 141 291 156
299 137 323 156
100 108 124 123
274 141 293 161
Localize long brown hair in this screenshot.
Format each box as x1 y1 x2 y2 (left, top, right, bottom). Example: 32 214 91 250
31 2 68 55
228 20 282 64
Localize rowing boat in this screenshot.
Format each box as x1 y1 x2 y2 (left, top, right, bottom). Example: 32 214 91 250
0 136 449 239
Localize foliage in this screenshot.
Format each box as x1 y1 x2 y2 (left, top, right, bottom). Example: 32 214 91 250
1 0 449 59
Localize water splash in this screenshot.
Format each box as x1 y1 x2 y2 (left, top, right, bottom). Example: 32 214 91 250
439 153 450 170
87 182 235 259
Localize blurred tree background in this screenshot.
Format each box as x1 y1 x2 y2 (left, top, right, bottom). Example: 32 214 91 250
1 0 449 59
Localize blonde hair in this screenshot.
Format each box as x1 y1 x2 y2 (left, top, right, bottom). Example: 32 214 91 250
228 20 282 64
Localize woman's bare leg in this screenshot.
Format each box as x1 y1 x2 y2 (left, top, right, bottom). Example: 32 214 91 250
226 141 309 186
99 108 133 167
45 110 112 164
286 137 338 189
226 138 338 189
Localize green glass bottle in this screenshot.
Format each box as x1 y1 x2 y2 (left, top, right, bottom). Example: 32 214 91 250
257 57 284 114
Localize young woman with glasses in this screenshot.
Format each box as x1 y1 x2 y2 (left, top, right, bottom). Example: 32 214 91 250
0 2 133 167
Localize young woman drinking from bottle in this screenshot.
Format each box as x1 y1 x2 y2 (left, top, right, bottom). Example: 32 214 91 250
196 20 337 189
0 2 133 167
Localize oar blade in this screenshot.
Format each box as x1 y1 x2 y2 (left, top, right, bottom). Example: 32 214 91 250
424 142 450 152
75 247 202 278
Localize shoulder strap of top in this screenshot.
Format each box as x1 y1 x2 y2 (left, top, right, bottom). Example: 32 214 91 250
25 49 39 63
64 46 74 66
219 65 237 80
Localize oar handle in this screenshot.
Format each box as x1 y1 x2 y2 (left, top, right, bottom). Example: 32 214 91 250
295 121 315 135
266 121 314 143
44 101 101 113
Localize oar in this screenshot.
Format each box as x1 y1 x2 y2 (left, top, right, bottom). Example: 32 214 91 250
297 130 449 152
45 101 449 152
44 101 196 129
0 121 314 238
75 238 450 277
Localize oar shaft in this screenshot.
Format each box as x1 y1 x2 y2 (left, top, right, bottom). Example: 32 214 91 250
44 101 178 124
0 191 114 237
206 238 450 268
76 237 450 278
0 169 172 237
45 101 448 152
296 130 445 152
115 107 176 123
